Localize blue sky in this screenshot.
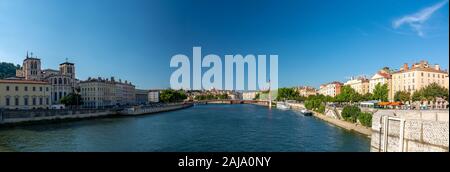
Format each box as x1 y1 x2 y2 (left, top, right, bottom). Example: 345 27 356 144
0 0 448 89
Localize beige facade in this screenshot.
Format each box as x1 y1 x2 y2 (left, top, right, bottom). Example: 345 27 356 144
391 61 449 101
0 80 51 109
80 77 136 108
242 92 257 100
80 77 116 108
344 77 369 95
295 86 318 97
319 82 343 97
369 70 393 100
148 90 160 103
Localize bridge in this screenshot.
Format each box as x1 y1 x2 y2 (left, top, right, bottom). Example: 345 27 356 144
192 100 270 106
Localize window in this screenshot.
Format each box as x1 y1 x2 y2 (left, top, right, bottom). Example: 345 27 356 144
15 98 19 106
32 98 36 105
24 86 28 91
24 98 28 106
46 98 49 105
46 87 49 92
40 87 42 91
6 86 9 91
15 86 18 91
39 98 43 105
421 72 424 77
5 98 10 106
33 87 36 91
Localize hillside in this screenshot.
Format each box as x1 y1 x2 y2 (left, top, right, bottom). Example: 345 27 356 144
0 62 20 79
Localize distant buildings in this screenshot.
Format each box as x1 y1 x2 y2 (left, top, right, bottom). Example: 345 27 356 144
80 77 136 108
391 61 449 101
319 82 343 97
0 80 51 109
148 90 160 103
242 92 258 100
344 76 369 95
295 86 317 97
135 89 149 104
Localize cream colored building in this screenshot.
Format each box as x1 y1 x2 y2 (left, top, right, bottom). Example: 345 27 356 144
295 86 318 97
391 61 449 101
15 53 78 105
0 79 51 109
80 77 136 108
148 90 160 103
80 77 117 108
242 91 258 100
344 77 369 95
369 70 392 100
319 81 343 97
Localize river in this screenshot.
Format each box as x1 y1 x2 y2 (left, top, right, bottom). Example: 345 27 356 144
0 104 370 152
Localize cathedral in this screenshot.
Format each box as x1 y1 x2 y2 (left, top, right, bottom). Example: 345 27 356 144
15 52 78 104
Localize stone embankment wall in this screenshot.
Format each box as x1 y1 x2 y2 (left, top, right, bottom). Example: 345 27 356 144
0 109 115 125
371 110 449 152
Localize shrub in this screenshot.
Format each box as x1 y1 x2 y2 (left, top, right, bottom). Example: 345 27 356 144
341 105 361 123
358 112 372 127
318 104 325 114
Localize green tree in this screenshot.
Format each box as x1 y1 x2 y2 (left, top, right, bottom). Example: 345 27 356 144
336 85 360 103
253 93 260 100
276 87 298 101
394 91 410 102
160 89 187 103
372 83 389 101
0 62 20 79
341 105 361 123
60 93 83 107
358 112 372 127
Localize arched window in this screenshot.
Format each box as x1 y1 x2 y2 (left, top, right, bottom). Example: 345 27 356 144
54 78 57 85
58 78 62 85
64 78 67 85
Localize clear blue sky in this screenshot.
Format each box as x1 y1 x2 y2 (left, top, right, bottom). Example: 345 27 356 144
0 0 448 89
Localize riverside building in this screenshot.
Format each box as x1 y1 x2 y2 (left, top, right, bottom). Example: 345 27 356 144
319 81 343 97
80 77 136 108
344 76 370 95
391 61 449 101
14 53 78 104
0 79 51 109
295 86 318 97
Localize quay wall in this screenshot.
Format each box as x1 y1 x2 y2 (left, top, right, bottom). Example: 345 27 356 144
0 109 115 125
371 110 449 152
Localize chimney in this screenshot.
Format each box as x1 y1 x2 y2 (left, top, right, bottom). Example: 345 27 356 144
403 63 409 71
435 64 440 71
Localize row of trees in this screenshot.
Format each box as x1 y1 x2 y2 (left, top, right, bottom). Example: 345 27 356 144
276 83 390 104
159 89 187 103
395 83 449 102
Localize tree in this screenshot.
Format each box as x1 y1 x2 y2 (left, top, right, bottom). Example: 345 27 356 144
60 93 83 107
372 83 389 101
160 89 187 103
394 91 410 102
336 85 360 103
341 105 361 123
358 112 372 127
276 87 298 101
0 62 20 79
253 93 260 100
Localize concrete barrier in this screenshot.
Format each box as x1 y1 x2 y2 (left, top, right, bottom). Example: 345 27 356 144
371 110 449 152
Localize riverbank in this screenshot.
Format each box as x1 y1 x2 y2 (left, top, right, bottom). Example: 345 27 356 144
0 103 193 127
286 102 371 137
310 111 372 137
